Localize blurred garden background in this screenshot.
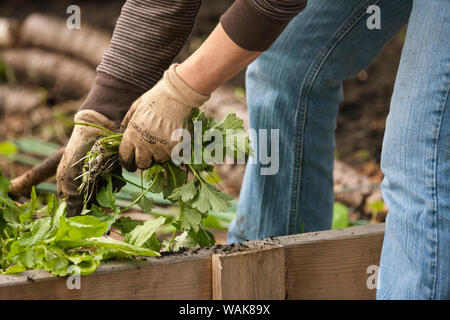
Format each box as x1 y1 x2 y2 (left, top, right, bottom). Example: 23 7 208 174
0 0 407 240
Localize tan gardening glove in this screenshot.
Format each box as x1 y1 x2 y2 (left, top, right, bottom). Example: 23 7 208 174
119 64 210 171
56 110 119 217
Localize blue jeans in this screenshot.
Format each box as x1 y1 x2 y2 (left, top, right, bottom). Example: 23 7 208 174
228 0 450 299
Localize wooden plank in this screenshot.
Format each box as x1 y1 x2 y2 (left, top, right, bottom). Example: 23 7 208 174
212 245 285 300
0 224 384 300
0 253 212 300
278 223 385 300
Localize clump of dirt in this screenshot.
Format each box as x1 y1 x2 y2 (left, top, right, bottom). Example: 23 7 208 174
159 247 189 258
158 241 250 258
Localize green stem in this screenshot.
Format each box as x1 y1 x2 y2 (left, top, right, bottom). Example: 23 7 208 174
165 163 185 251
111 173 183 211
111 174 143 190
75 122 116 135
99 135 122 144
187 163 206 184
118 172 159 214
100 134 123 140
167 205 184 251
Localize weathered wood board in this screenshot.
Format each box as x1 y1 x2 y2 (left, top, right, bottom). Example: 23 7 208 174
0 224 385 300
212 244 286 300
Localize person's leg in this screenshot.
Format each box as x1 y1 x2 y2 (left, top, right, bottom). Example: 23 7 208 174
377 0 450 299
228 0 413 242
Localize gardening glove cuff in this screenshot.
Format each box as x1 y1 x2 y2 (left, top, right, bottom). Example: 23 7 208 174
79 72 145 125
119 64 210 171
57 110 118 216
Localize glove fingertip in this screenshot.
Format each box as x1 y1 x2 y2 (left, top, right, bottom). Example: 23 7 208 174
135 146 154 170
66 195 84 217
119 143 137 172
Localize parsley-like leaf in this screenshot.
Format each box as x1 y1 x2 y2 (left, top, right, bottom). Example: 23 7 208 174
180 207 203 232
168 180 197 202
173 231 197 251
189 225 215 247
163 162 187 199
191 182 233 214
132 192 154 213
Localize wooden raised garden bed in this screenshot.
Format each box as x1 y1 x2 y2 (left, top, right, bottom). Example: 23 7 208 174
0 223 384 300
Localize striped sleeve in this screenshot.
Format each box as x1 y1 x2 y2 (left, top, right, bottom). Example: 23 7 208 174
220 0 308 51
86 0 306 122
97 0 203 91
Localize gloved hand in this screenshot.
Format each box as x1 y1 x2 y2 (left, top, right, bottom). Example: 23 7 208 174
119 64 210 171
56 110 119 217
57 71 143 216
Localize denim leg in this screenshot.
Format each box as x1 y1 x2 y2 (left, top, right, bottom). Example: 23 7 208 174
377 0 450 300
228 0 412 243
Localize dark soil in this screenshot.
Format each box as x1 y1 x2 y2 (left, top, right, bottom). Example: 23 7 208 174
158 241 249 258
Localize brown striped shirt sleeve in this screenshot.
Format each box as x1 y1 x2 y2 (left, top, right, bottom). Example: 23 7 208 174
221 0 308 51
97 0 203 91
81 0 202 123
